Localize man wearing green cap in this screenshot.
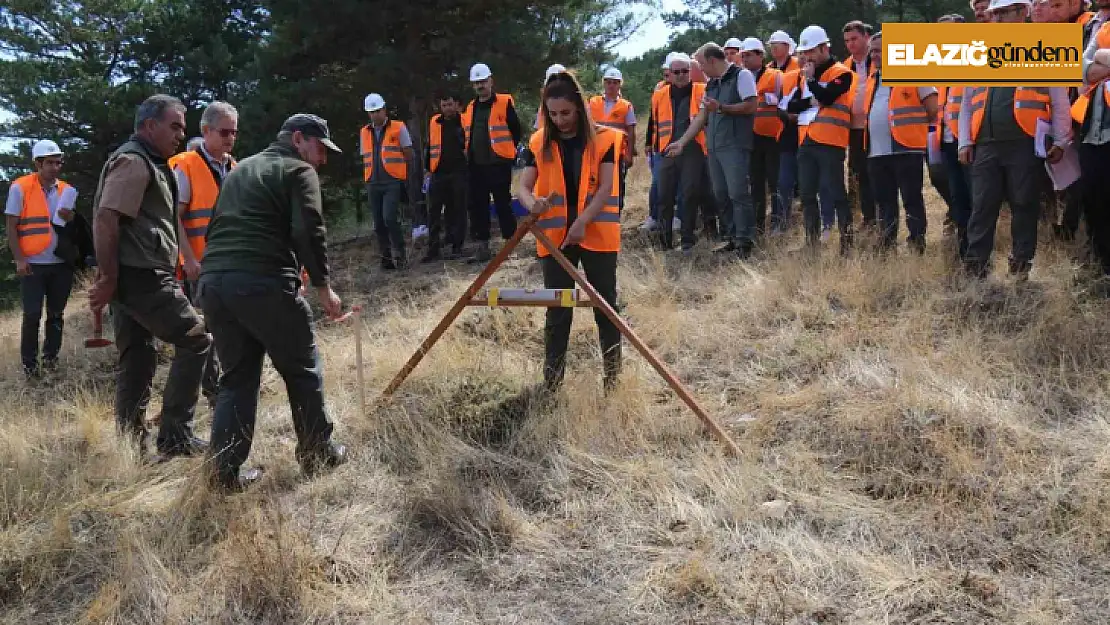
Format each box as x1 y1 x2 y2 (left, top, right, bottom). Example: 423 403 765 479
198 113 349 492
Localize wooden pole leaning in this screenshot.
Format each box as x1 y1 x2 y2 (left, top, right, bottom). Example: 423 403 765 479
527 227 741 457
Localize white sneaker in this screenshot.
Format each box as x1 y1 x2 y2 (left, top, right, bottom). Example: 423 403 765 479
412 225 429 239
640 216 659 231
820 226 832 243
673 217 682 231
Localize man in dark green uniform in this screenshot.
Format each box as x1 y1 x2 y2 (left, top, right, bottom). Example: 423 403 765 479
198 113 348 492
90 94 211 459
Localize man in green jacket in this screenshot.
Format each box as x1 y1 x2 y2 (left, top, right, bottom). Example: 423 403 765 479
198 113 348 492
90 94 211 459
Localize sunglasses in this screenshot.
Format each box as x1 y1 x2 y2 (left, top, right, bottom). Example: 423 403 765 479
672 69 690 75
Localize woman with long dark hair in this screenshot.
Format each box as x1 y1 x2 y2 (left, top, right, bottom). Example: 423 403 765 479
519 71 622 392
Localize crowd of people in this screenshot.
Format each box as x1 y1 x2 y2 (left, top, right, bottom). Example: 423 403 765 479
5 0 1110 492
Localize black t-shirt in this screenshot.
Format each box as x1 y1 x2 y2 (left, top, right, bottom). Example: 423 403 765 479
522 134 615 224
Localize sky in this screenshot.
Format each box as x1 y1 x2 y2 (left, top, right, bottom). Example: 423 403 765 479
614 0 690 60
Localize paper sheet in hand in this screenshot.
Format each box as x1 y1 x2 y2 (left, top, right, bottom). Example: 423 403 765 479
926 131 943 166
764 92 779 106
1045 144 1080 191
1034 119 1051 158
778 88 796 111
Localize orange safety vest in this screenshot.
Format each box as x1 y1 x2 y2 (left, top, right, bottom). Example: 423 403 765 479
940 86 965 139
654 80 667 92
427 113 457 173
650 82 707 153
771 57 801 73
360 120 409 182
862 72 932 150
967 86 1052 140
169 149 234 267
781 69 808 145
1071 22 1110 123
754 68 784 140
529 126 621 257
806 62 854 149
588 95 633 159
12 174 68 257
462 93 517 160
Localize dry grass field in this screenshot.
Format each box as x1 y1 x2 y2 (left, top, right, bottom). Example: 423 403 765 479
1 157 1109 624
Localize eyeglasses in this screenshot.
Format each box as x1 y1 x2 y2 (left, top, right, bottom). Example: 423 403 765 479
218 129 239 138
672 69 690 75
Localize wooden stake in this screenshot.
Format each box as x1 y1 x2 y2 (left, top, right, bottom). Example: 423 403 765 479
354 307 366 417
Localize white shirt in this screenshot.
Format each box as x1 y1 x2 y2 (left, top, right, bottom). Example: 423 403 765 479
735 67 759 100
173 144 233 205
4 178 78 265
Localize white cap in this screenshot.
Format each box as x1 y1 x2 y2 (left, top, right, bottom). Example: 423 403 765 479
545 63 566 80
988 0 1031 10
724 37 743 50
470 63 492 82
796 25 830 52
668 52 692 68
31 139 62 160
603 67 623 81
741 37 765 53
363 93 385 112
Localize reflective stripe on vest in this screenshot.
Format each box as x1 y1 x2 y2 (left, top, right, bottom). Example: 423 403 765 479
780 69 810 146
168 149 232 266
806 62 854 148
360 120 409 181
651 82 707 153
969 87 1051 140
754 68 784 140
863 74 931 150
13 174 65 257
589 96 633 160
528 126 621 257
461 94 517 160
943 86 964 138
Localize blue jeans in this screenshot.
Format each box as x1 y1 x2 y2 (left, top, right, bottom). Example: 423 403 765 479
774 150 798 231
368 182 405 260
941 140 972 257
797 143 851 242
650 151 683 222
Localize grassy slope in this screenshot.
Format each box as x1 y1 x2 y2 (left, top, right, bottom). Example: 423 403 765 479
1 158 1108 624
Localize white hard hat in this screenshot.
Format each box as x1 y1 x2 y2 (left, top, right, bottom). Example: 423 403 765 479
545 63 567 80
796 25 830 52
603 67 623 81
988 0 1031 10
668 52 692 68
724 37 743 50
31 139 62 160
363 93 385 112
767 30 792 45
469 63 493 82
741 37 765 53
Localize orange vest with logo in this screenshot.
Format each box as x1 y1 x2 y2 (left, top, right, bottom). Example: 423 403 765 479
462 94 517 160
806 62 854 149
12 174 68 257
967 87 1052 139
862 73 932 150
651 82 707 153
529 126 621 258
169 149 234 268
754 68 784 139
360 120 409 182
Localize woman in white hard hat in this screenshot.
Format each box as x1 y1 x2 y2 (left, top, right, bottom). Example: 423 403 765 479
519 71 622 392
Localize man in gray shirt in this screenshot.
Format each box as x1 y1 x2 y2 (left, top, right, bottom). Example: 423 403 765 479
667 43 759 258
